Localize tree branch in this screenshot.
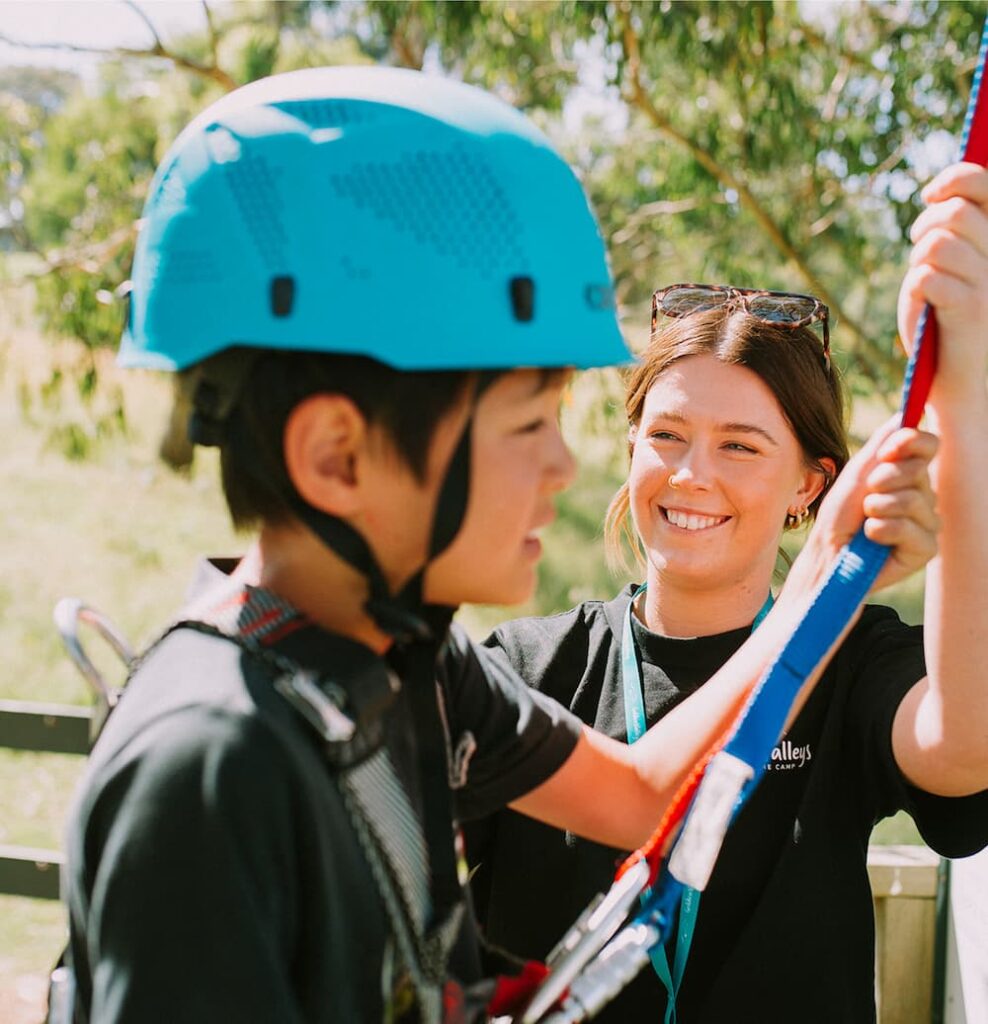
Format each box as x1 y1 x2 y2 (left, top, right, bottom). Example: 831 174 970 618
388 3 425 70
821 59 851 124
201 0 219 66
800 22 878 77
0 223 137 284
391 31 424 69
616 4 898 399
612 195 726 245
0 28 237 92
124 1 166 52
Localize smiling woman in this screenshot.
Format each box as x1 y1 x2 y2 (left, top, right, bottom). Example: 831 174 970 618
465 265 988 1024
629 356 828 628
610 305 846 637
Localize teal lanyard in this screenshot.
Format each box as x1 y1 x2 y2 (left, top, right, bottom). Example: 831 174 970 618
621 584 773 1022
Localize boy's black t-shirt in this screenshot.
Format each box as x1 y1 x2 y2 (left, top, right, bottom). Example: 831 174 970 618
64 568 582 1023
467 585 988 1024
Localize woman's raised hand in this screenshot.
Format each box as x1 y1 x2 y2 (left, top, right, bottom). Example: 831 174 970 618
898 161 988 408
807 419 940 594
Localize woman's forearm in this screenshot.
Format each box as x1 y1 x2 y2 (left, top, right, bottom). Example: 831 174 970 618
895 399 988 795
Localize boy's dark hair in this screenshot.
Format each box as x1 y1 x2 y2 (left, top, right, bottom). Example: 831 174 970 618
185 348 473 531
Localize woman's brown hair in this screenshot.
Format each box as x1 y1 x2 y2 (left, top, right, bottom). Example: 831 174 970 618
604 307 849 575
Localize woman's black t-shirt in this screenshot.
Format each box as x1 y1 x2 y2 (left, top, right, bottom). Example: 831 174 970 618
466 585 988 1024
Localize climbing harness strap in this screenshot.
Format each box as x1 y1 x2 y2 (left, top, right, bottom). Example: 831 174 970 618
177 583 467 1024
53 581 551 1023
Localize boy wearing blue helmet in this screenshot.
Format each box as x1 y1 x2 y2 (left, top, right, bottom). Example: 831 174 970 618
61 68 939 1024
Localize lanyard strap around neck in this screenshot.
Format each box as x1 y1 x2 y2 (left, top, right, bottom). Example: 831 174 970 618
621 583 772 1021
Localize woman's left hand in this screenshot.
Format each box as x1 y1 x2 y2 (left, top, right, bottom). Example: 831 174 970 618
898 162 988 406
807 419 940 594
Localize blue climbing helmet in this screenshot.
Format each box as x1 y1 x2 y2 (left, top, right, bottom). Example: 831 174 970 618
121 66 631 640
119 65 628 372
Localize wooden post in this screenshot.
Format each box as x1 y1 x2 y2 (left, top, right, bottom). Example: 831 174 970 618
869 844 941 1024
945 847 988 1024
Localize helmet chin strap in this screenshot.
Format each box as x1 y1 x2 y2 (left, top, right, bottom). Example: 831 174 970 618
382 409 474 624
285 496 434 641
349 375 484 645
286 402 476 645
288 407 478 927
187 356 486 644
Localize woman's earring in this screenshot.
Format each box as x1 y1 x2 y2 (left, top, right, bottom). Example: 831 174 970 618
786 506 809 529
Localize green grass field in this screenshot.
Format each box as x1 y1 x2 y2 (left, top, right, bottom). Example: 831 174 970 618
0 284 924 1022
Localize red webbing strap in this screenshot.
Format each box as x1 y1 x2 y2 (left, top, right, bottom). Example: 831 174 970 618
487 961 554 1017
899 307 939 429
963 44 988 166
901 22 988 427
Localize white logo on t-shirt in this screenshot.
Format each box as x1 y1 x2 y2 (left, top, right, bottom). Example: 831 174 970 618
765 739 812 771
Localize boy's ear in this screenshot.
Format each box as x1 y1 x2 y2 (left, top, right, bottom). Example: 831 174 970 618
283 394 367 516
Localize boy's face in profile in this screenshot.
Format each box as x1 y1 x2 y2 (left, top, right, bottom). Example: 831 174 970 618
424 368 575 608
274 367 575 616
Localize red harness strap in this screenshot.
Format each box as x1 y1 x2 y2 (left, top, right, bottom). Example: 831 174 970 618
901 25 988 427
615 686 752 887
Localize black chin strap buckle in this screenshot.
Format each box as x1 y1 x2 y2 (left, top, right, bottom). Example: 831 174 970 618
365 598 433 644
365 571 459 646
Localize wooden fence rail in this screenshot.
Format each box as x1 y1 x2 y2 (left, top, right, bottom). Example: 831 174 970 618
0 700 92 755
870 844 946 1024
0 701 91 901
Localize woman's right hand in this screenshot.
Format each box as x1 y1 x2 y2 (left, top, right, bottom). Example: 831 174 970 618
898 162 988 412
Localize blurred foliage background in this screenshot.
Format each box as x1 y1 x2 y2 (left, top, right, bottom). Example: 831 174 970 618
0 1 977 1018
2 0 981 615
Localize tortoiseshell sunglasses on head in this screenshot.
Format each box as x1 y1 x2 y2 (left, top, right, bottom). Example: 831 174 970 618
651 283 831 371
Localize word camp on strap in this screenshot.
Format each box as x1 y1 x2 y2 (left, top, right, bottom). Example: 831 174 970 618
518 19 988 1024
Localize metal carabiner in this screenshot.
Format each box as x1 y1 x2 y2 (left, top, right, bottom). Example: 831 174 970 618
520 857 651 1024
53 597 135 738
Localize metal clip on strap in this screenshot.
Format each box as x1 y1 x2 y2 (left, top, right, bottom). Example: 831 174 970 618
53 597 135 739
520 858 651 1024
229 630 400 769
274 670 358 742
541 923 662 1024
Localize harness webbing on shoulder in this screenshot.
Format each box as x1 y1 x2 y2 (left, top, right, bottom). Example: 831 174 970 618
164 583 467 1024
520 21 988 1023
